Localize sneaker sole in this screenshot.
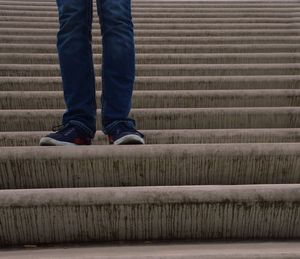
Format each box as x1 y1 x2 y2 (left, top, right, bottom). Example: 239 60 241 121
113 134 145 145
39 137 77 146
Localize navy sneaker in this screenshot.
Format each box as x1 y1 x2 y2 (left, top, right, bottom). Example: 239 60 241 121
107 121 145 145
39 123 92 146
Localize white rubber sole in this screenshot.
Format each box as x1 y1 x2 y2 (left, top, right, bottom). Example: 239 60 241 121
39 137 77 146
40 135 145 146
113 134 145 145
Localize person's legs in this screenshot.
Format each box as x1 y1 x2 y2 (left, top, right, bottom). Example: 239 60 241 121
96 0 137 135
56 0 96 138
41 0 144 146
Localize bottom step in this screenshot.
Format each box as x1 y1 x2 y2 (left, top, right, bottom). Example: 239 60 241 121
1 241 300 259
0 185 299 245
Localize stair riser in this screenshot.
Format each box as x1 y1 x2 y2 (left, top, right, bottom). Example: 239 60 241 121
1 92 300 109
2 16 300 23
2 44 299 54
1 76 299 91
1 28 298 36
2 53 300 65
1 7 300 13
1 64 299 77
0 144 300 188
2 129 300 146
2 3 300 8
1 13 298 19
0 108 300 131
2 21 300 30
0 185 299 245
1 0 297 3
2 36 300 45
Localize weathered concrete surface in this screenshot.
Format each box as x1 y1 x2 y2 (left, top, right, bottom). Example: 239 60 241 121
1 128 300 146
1 28 298 37
2 6 300 14
2 53 300 64
1 107 300 131
1 0 300 251
2 6 299 15
2 63 300 77
1 44 300 54
1 75 299 91
2 21 300 30
0 143 299 188
3 0 300 3
0 242 300 259
1 90 300 109
2 18 300 25
2 2 300 9
0 185 299 245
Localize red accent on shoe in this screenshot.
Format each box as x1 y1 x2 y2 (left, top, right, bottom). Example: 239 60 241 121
108 135 114 144
74 137 86 145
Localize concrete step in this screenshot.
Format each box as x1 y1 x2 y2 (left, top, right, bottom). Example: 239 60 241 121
1 12 298 19
1 63 300 77
1 16 300 23
0 0 298 4
0 0 298 3
1 128 300 147
1 143 299 188
3 0 300 3
0 0 299 250
2 53 300 65
2 35 300 45
2 43 299 54
2 1 300 7
1 75 298 91
1 90 299 109
1 6 300 13
0 107 299 132
0 185 299 245
1 242 300 259
2 21 300 30
1 28 298 36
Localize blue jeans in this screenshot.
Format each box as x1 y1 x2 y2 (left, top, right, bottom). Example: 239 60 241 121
56 0 136 138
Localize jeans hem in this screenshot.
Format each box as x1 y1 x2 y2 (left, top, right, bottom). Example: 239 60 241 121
102 118 136 135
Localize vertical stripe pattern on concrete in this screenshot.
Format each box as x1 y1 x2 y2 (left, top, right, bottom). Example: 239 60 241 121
0 0 300 256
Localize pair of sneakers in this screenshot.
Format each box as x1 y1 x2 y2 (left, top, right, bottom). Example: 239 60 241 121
39 121 145 146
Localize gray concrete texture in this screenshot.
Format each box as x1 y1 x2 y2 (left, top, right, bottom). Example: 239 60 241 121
1 242 300 258
0 185 299 245
1 143 300 188
3 53 300 64
0 0 300 254
2 44 300 55
1 128 300 146
1 76 299 91
1 90 300 109
0 107 300 131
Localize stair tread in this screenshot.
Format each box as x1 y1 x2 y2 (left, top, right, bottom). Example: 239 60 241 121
0 185 299 244
1 241 300 259
1 184 299 206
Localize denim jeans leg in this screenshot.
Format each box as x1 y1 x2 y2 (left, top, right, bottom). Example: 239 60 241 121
55 0 97 138
96 0 136 135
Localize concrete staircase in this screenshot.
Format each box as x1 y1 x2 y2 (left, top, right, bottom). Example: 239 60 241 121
0 0 300 257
